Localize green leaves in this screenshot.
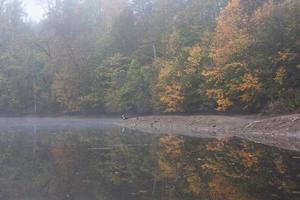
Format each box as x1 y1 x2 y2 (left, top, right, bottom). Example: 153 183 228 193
0 0 298 114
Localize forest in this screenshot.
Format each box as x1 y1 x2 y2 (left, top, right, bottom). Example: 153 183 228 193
0 0 299 114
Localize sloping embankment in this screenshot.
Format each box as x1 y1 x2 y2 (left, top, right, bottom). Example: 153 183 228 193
120 114 300 151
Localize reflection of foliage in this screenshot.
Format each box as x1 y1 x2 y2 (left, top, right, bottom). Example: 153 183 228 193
159 135 184 159
0 130 299 200
156 136 300 200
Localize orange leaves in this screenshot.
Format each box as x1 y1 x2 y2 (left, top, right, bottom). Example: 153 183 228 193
237 151 259 168
159 135 184 159
216 98 233 111
206 139 226 152
203 61 262 111
212 32 252 67
203 67 233 111
211 0 252 67
238 73 262 103
209 175 253 200
239 74 261 92
159 81 184 112
206 0 268 111
206 88 233 111
157 59 185 112
202 67 224 84
158 159 174 177
275 49 299 65
206 89 223 100
157 135 184 178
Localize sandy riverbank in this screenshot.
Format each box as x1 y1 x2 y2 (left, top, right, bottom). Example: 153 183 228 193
120 114 300 151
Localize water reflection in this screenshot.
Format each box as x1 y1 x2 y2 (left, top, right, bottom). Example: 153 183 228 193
0 125 299 200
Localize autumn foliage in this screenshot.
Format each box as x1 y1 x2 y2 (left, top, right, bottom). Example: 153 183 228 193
0 0 299 114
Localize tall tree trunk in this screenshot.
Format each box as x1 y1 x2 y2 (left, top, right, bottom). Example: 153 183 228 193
152 43 157 60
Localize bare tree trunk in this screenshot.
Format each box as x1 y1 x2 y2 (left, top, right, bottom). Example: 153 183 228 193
152 43 157 61
34 91 37 113
33 76 37 114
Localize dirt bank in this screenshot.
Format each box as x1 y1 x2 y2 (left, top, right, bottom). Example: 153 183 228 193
120 114 300 151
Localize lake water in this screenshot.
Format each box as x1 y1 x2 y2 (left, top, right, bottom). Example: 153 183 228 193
0 118 299 200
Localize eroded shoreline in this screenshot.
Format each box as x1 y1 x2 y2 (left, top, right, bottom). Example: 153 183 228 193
121 114 300 151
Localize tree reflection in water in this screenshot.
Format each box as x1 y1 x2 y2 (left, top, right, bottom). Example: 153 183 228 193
0 127 299 200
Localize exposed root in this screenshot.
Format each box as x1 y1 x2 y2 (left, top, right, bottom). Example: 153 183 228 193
244 120 263 129
291 117 300 122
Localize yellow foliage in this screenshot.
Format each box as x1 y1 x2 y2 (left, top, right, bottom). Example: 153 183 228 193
159 135 184 159
274 66 287 85
203 66 238 110
204 85 233 111
211 0 252 66
206 89 223 99
186 175 205 195
158 61 173 81
157 136 184 179
209 175 254 200
206 89 232 111
203 62 262 110
157 59 185 112
159 81 184 112
237 151 259 168
202 68 224 84
216 98 233 111
158 158 174 177
206 140 226 152
201 163 222 174
185 46 202 74
277 50 298 62
238 73 262 103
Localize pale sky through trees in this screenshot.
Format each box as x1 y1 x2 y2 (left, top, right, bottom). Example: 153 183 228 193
23 0 45 22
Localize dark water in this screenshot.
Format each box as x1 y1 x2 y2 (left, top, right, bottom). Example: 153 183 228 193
0 118 299 200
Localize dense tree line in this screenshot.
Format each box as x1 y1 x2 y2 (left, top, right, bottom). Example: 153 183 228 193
0 0 299 114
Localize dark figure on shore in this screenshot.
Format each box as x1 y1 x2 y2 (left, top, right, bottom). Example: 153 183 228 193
122 114 128 120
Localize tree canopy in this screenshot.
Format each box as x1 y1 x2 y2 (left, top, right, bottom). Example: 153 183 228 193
0 0 299 114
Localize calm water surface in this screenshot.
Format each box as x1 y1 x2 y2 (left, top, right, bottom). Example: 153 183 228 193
0 118 299 200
